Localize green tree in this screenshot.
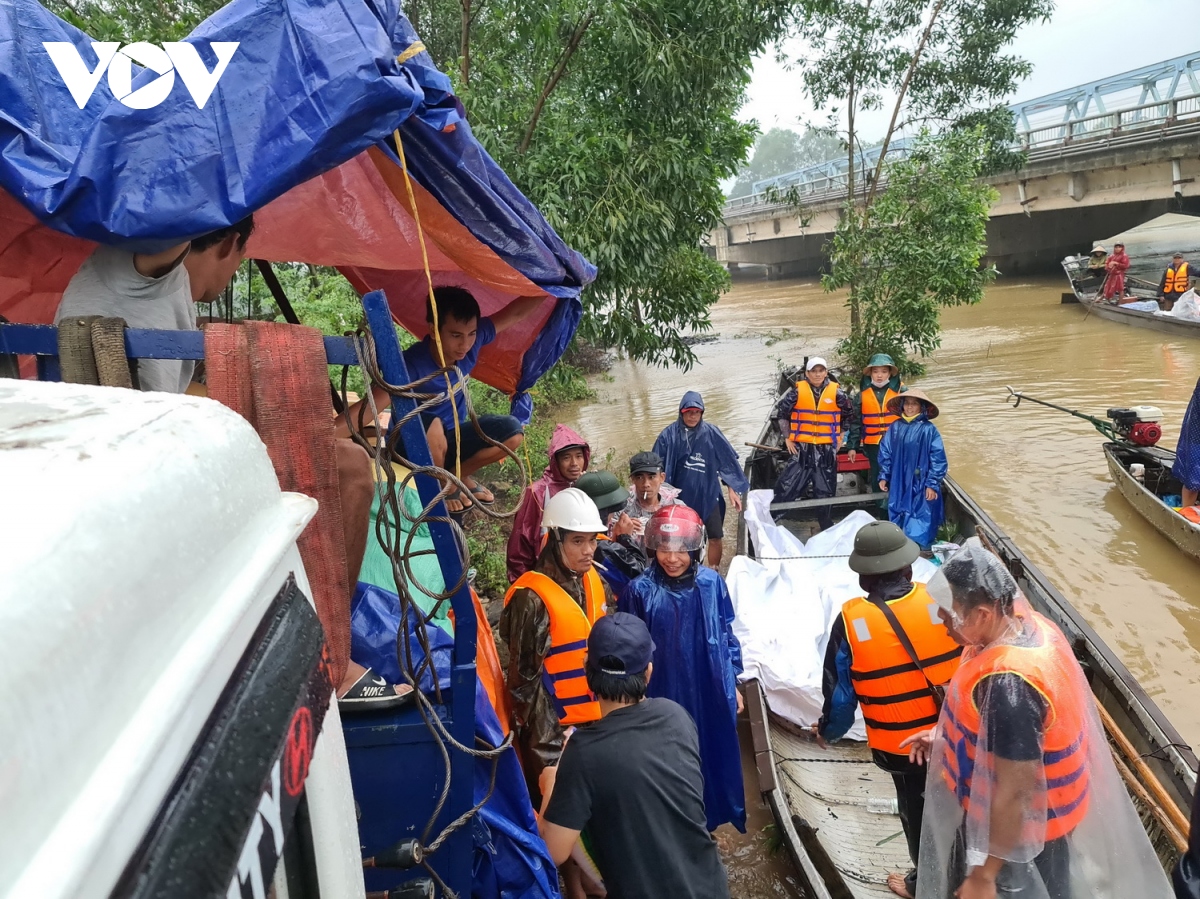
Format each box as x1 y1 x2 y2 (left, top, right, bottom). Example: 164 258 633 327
788 0 1051 361
728 126 843 198
824 128 997 375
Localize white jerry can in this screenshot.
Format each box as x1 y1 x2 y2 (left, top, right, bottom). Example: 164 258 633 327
0 380 363 899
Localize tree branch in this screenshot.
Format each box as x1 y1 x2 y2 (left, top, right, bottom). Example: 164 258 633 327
460 0 471 85
865 0 946 206
519 10 595 154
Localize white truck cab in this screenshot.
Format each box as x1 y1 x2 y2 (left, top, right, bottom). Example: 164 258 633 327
0 380 363 899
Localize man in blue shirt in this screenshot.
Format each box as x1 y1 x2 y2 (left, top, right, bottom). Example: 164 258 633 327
357 286 541 510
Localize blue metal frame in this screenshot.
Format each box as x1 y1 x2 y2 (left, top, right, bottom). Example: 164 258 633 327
0 306 479 897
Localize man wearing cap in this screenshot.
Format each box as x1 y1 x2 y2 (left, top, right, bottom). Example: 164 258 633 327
653 392 749 569
772 357 858 530
609 450 682 549
538 613 732 899
1157 253 1195 311
817 520 962 899
575 470 649 601
856 353 903 491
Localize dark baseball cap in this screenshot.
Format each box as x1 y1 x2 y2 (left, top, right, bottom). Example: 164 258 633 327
586 612 656 675
629 451 663 475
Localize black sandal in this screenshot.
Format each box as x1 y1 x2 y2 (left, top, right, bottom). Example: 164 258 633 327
338 668 415 713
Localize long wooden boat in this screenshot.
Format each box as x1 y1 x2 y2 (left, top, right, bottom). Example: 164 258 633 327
1060 235 1200 340
1105 441 1200 562
738 378 1198 899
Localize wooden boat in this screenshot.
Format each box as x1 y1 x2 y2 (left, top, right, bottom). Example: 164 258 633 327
1059 213 1200 339
738 375 1198 899
1105 441 1200 562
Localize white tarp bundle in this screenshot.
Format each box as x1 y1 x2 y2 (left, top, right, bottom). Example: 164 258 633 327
727 490 936 739
1156 287 1200 321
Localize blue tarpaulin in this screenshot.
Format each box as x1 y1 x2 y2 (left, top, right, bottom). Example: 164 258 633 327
0 0 595 418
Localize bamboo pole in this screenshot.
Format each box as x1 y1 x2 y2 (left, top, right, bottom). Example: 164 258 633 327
1109 745 1188 852
1096 701 1191 840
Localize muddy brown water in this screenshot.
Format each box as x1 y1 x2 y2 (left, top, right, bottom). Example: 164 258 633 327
565 274 1200 897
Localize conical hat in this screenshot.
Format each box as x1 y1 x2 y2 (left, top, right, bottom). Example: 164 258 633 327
887 388 939 419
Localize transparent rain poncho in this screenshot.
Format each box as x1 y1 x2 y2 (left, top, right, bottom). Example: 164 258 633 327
916 539 1172 899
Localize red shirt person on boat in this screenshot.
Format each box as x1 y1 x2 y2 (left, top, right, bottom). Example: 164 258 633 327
1102 242 1130 300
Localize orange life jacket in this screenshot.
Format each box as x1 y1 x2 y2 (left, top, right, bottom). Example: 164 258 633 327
1180 506 1200 524
456 588 513 736
503 568 606 725
789 381 841 445
861 386 901 446
940 612 1090 842
843 585 962 753
1165 262 1191 295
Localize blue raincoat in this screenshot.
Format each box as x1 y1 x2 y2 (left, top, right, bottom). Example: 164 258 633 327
877 413 947 549
652 391 750 522
619 561 746 833
1173 377 1200 492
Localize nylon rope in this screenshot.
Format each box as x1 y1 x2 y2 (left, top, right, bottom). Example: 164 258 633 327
393 127 464 496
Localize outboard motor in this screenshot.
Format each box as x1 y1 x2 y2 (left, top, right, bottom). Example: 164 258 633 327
1107 406 1164 447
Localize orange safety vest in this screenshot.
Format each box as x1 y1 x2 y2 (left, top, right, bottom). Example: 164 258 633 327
503 568 607 725
1165 262 1191 295
940 612 1090 842
860 386 901 446
789 382 841 445
843 585 962 754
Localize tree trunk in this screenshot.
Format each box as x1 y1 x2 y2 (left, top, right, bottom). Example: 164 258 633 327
460 0 471 85
847 73 860 335
866 0 947 206
519 12 594 154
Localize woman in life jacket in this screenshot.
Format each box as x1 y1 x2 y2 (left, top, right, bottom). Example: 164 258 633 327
904 539 1171 899
499 488 614 804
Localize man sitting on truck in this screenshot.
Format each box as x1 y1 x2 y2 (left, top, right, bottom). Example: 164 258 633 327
53 221 405 709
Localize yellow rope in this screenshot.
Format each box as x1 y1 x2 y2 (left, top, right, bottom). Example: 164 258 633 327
393 128 463 491
397 42 426 64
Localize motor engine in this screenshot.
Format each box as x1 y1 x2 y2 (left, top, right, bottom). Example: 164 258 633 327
1107 406 1163 446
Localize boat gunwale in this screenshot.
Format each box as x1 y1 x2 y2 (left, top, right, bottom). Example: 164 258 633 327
1104 442 1200 561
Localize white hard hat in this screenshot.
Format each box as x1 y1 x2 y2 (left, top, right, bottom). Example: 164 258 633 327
806 356 828 371
542 487 605 533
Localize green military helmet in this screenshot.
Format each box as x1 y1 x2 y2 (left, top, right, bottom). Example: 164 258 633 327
848 520 920 575
863 353 899 377
575 470 628 515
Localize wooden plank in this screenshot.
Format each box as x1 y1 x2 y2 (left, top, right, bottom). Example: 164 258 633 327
771 492 887 513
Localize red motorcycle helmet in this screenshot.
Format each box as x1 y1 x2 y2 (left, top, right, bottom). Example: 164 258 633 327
644 504 705 553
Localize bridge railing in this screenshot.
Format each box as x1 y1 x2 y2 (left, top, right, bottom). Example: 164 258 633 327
724 90 1200 216
1021 91 1200 153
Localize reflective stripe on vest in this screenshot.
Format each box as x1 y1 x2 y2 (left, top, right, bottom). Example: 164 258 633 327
503 568 606 725
843 584 962 754
1166 262 1190 294
861 386 900 445
940 612 1090 841
789 381 841 445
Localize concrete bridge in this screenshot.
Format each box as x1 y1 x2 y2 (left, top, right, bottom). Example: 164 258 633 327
715 52 1200 278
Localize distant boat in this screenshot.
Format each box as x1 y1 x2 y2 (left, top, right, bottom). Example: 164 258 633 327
1061 213 1200 339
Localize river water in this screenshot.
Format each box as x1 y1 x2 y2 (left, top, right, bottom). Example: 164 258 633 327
565 274 1200 896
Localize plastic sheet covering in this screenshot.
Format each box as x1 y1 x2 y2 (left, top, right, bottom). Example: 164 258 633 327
916 541 1171 899
1174 377 1200 492
619 558 747 833
0 0 594 416
1157 289 1200 322
727 492 936 735
349 585 560 899
1097 214 1200 286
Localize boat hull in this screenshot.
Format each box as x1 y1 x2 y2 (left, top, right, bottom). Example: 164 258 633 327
1105 442 1200 561
1080 299 1200 339
740 397 1197 898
